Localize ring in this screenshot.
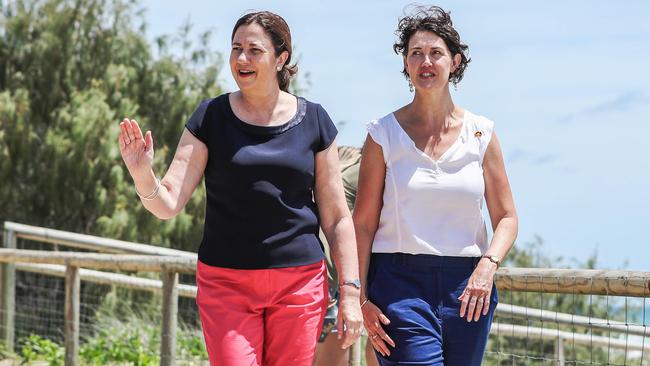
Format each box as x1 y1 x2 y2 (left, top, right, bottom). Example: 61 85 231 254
478 298 485 303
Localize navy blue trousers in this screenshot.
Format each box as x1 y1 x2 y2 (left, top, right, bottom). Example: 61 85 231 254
367 253 497 366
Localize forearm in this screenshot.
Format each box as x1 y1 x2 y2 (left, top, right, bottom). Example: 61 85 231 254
485 215 518 260
354 223 375 302
325 215 360 298
132 169 181 220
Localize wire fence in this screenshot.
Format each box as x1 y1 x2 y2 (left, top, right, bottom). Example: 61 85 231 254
486 276 649 365
1 222 649 366
0 224 206 365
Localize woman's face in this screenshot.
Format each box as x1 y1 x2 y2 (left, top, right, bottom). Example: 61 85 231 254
404 30 460 92
230 23 287 92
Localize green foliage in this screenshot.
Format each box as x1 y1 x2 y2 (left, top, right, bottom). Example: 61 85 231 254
12 320 206 365
0 0 222 251
0 340 17 360
20 335 64 366
79 319 160 366
176 330 208 363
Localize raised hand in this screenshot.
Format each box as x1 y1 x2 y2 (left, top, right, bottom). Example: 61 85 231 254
118 118 154 178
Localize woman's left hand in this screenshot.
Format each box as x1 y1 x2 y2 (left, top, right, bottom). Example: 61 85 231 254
458 258 498 321
336 288 363 349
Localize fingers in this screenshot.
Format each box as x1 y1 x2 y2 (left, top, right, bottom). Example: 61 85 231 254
120 120 130 145
144 130 153 151
368 333 391 357
459 291 469 318
362 300 394 356
119 118 143 144
473 296 484 321
119 118 150 153
340 324 361 349
466 295 477 322
338 314 362 349
125 119 137 141
376 320 395 347
118 132 127 150
459 289 491 321
336 311 344 340
482 294 491 316
131 119 144 140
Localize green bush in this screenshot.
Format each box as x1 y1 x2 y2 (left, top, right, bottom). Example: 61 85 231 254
20 335 65 366
79 325 160 366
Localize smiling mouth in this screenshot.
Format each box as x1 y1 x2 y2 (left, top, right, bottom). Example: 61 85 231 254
238 70 255 77
419 72 435 78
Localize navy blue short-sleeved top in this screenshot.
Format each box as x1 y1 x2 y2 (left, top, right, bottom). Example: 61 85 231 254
185 93 338 269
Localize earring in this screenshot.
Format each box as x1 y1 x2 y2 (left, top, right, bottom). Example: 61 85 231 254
277 65 282 71
408 79 414 93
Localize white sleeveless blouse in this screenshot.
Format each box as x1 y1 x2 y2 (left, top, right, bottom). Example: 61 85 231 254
367 110 494 257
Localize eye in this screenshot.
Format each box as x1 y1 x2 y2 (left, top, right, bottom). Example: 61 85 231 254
251 48 263 54
412 50 421 55
232 46 242 52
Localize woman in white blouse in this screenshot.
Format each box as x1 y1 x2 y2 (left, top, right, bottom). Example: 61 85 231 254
354 6 518 366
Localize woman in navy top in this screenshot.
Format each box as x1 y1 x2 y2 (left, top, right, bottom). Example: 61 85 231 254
118 11 362 366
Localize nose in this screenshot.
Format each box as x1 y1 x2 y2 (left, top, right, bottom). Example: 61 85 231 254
237 50 248 64
422 55 433 66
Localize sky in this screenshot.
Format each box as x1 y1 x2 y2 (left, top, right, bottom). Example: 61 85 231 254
140 1 650 270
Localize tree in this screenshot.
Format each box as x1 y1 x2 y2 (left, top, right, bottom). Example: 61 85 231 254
0 0 222 251
1 0 225 345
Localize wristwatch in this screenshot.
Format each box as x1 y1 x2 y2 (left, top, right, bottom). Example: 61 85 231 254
340 279 362 290
481 254 501 268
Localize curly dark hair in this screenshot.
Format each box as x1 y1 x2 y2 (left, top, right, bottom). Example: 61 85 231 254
232 11 298 92
393 5 470 85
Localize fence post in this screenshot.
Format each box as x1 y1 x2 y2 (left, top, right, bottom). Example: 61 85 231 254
64 265 80 366
349 337 361 365
555 336 565 366
1 228 16 351
161 268 178 366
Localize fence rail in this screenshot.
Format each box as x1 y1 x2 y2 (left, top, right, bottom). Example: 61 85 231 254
2 221 650 365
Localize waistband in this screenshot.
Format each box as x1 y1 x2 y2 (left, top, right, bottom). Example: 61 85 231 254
371 252 480 269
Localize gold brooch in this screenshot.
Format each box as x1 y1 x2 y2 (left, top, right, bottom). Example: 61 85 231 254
474 131 483 137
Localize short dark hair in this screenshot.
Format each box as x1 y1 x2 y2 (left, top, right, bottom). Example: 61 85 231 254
393 5 470 85
232 11 298 92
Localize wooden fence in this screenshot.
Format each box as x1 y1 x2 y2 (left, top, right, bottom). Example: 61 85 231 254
2 221 649 365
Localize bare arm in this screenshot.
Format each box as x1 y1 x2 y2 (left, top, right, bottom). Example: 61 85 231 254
351 135 385 302
459 132 518 321
119 119 207 220
352 134 395 356
314 139 362 348
483 132 518 260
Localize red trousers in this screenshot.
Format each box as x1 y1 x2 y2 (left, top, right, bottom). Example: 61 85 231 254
196 260 328 366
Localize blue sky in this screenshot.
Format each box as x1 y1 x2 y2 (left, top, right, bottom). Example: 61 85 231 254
141 1 650 270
